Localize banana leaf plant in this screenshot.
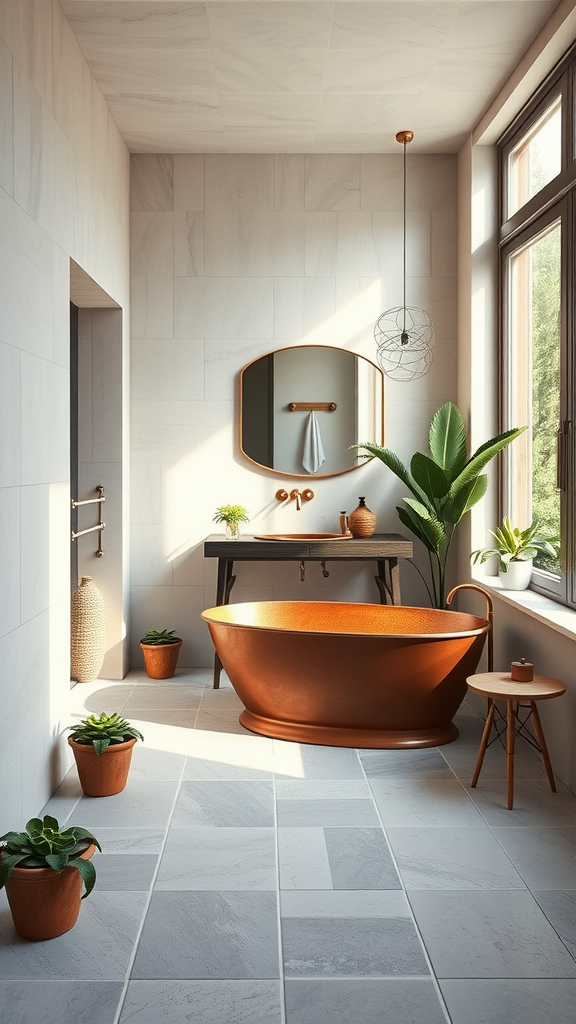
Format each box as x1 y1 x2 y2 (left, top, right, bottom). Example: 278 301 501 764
355 402 526 608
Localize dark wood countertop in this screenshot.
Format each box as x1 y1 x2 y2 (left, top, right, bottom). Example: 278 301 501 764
204 533 413 561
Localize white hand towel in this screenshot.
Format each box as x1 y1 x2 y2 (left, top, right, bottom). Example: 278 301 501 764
302 410 326 474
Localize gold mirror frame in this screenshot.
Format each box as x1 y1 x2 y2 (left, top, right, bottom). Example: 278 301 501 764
239 345 385 479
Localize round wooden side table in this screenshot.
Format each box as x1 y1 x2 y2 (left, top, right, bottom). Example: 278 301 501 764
466 671 567 809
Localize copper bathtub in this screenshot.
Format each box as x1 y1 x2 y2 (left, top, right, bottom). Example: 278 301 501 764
201 600 490 749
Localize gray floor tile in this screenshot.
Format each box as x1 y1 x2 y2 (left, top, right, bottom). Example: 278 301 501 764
281 890 412 918
95 828 165 854
409 890 576 978
277 798 380 827
388 826 525 890
370 779 485 827
533 891 576 958
68 781 178 829
0 981 123 1024
128 747 186 781
492 827 576 889
194 711 250 735
467 779 576 825
94 854 158 891
120 980 283 1024
278 828 333 890
123 684 203 711
282 916 429 978
360 748 456 780
0 893 146 980
156 828 276 889
285 978 447 1024
39 773 83 824
122 708 199 729
276 780 371 800
324 827 401 889
83 684 137 714
440 979 576 1024
183 756 273 781
171 781 274 827
273 742 364 780
131 891 279 979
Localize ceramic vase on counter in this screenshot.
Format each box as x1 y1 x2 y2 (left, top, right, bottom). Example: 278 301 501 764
348 497 377 538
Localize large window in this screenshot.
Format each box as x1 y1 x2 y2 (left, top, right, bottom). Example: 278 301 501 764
499 46 576 605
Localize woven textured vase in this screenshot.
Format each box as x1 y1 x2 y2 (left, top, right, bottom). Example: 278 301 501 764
348 497 377 538
71 576 106 682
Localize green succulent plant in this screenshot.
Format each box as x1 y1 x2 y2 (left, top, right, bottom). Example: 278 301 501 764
355 402 526 608
141 629 181 646
471 517 559 573
0 815 100 897
213 504 250 525
69 712 144 754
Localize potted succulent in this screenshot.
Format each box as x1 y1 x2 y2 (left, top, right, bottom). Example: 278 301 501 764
68 712 144 797
355 402 526 608
213 504 250 540
140 628 183 678
0 815 100 940
471 517 559 591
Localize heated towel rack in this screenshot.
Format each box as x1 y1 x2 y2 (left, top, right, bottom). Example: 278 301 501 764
71 485 105 557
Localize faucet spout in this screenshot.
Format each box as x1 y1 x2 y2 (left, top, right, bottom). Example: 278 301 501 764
290 488 302 511
446 583 493 671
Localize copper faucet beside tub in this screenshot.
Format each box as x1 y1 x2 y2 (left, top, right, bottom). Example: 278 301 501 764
201 598 491 749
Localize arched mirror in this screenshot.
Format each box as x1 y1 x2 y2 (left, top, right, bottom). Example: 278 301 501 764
240 345 384 478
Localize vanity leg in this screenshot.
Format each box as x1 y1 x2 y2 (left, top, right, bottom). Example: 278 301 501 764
375 559 401 605
213 559 235 689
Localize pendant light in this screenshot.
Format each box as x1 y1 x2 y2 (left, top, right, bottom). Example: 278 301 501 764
374 130 434 381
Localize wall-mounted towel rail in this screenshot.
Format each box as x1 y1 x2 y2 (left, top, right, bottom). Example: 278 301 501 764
287 401 337 412
71 486 105 556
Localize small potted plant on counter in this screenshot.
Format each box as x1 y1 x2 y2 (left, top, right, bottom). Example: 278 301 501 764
140 628 183 678
471 516 559 591
0 815 100 940
213 504 250 540
68 712 144 797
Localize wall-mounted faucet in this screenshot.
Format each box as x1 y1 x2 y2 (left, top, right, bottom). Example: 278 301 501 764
290 488 314 511
275 488 314 511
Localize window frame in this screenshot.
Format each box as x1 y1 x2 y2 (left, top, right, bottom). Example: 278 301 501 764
498 43 576 608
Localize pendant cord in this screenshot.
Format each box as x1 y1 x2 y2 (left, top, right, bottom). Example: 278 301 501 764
402 138 407 336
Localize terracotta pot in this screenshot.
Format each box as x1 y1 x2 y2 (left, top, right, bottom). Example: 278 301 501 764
69 736 137 796
140 639 182 679
348 497 377 538
3 843 96 940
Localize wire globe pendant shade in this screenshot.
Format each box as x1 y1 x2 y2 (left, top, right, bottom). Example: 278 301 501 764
375 130 434 381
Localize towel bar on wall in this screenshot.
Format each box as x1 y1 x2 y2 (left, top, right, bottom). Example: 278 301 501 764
287 402 337 412
71 485 105 556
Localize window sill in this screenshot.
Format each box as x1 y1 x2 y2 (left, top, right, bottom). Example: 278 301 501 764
470 573 576 642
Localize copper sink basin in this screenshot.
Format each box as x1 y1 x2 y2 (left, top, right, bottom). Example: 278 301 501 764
254 533 348 541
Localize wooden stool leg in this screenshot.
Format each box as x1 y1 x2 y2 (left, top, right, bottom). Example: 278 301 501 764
530 702 557 793
471 699 494 788
506 699 517 810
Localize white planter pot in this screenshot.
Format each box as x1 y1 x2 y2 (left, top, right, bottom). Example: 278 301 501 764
499 558 533 591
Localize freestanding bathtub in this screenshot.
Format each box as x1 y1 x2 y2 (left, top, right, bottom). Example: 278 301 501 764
201 599 491 748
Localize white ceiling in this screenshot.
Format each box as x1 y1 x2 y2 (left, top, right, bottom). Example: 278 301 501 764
61 1 560 153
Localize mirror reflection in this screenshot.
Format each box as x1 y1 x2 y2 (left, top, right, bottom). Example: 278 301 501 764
240 345 384 477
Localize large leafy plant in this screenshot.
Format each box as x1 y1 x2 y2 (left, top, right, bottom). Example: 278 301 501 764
356 402 526 608
471 516 559 573
0 815 100 897
69 712 144 754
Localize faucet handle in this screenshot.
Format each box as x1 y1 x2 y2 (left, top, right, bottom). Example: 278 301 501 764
276 489 289 501
301 489 314 502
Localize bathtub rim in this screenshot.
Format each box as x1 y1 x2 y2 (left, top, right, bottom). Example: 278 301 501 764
201 600 491 641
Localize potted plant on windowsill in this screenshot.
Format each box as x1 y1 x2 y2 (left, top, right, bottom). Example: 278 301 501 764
68 712 144 796
140 628 183 678
213 504 250 540
471 517 559 591
0 815 100 940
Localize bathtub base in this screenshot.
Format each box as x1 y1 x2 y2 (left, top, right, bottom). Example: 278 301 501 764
239 709 460 749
